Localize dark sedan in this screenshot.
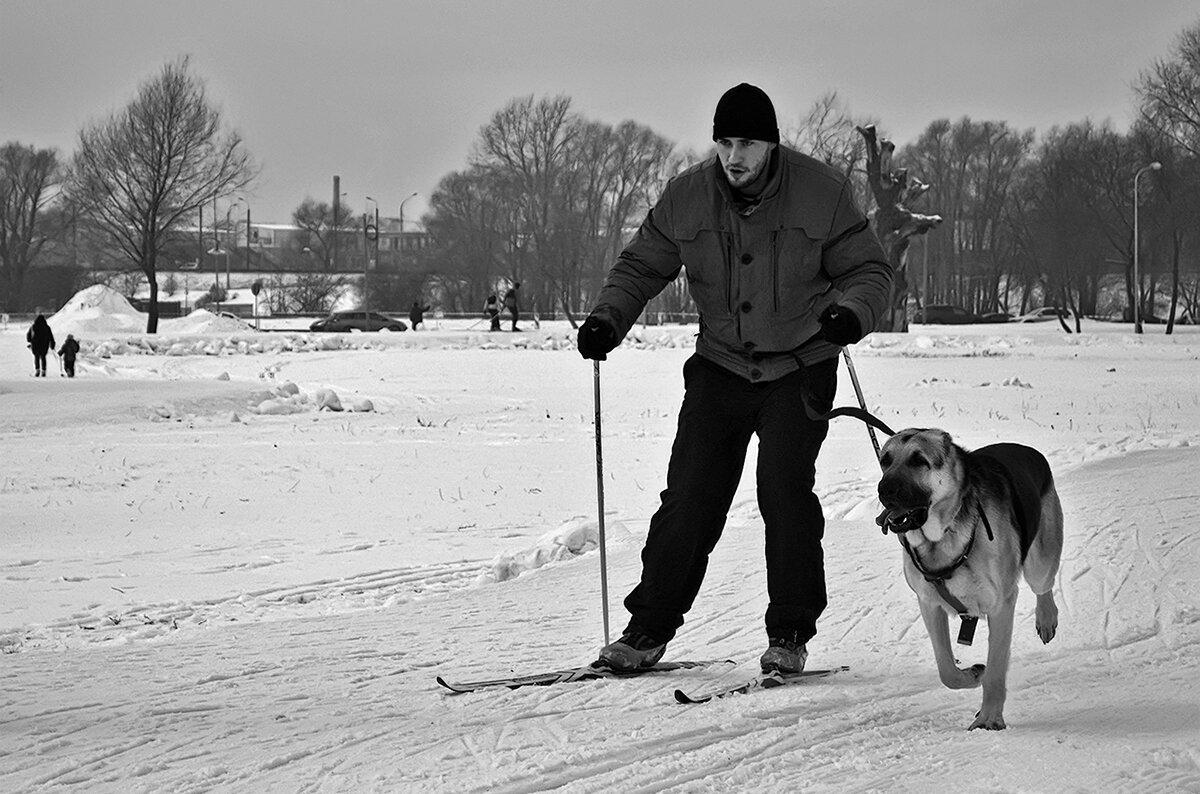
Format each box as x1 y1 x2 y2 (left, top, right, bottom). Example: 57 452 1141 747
310 311 408 332
913 304 979 324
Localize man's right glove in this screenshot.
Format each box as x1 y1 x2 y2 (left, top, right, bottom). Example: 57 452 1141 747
577 316 618 361
818 304 863 346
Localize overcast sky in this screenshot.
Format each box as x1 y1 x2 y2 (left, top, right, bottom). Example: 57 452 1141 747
2 0 1197 225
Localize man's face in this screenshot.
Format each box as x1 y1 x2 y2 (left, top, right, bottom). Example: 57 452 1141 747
715 138 774 188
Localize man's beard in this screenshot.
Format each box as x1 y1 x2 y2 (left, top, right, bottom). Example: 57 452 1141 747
724 154 768 190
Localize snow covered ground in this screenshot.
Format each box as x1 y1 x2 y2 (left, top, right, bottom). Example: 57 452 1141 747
1 292 1198 792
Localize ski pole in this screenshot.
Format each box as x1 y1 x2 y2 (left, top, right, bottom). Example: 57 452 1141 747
841 347 881 461
592 359 611 646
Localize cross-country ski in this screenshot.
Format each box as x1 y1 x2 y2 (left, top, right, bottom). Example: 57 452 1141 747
674 665 850 704
437 659 731 693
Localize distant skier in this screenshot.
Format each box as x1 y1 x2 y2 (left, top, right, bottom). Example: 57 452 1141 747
503 283 521 332
26 314 55 377
58 334 80 378
483 294 501 332
409 299 430 331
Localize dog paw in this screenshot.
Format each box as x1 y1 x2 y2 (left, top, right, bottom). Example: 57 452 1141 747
1035 594 1058 644
969 711 1007 731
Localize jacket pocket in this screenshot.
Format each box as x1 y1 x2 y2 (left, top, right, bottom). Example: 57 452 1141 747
677 223 732 316
772 224 828 318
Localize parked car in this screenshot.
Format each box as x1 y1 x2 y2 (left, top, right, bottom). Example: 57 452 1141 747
977 312 1013 324
309 311 408 332
1015 306 1071 323
912 304 979 324
216 310 251 323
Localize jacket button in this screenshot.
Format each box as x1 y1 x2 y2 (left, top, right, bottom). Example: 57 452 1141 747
750 369 762 380
740 301 752 313
741 253 753 264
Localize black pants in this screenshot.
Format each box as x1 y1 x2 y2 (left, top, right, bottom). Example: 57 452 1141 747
623 354 837 645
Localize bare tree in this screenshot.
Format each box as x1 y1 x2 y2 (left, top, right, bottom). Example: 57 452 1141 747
291 197 357 270
856 125 943 331
784 91 876 210
271 270 346 314
67 56 255 332
0 143 60 311
474 95 579 312
1139 21 1200 157
422 166 511 312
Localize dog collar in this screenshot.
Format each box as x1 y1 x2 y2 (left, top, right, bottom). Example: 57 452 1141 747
895 499 993 647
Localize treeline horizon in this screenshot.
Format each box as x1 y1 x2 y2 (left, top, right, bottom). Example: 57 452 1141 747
3 20 1199 333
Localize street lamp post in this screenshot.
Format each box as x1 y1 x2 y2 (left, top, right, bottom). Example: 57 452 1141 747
364 197 380 317
243 200 251 283
1133 161 1162 335
398 192 418 269
226 199 244 291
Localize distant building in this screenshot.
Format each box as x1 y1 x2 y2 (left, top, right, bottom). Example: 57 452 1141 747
165 218 430 275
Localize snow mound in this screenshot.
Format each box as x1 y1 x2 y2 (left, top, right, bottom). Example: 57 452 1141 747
47 286 250 339
252 382 372 416
170 309 252 334
480 517 633 583
49 284 145 335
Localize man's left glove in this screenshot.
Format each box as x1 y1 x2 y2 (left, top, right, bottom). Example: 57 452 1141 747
818 305 863 346
577 316 618 361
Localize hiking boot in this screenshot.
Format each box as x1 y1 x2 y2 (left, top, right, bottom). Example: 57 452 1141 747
597 630 667 672
760 634 808 674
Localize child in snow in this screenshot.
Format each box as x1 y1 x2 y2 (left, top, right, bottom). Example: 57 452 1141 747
59 334 81 378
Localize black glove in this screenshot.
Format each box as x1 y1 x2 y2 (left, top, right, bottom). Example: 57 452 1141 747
577 316 618 361
819 305 863 346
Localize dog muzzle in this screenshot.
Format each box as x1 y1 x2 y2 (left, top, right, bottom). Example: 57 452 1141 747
875 506 930 535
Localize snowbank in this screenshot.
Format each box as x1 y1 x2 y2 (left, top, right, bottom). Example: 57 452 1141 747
48 283 146 335
480 517 633 583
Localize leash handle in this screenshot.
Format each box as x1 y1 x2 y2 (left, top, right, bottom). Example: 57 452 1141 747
841 348 881 461
592 360 611 646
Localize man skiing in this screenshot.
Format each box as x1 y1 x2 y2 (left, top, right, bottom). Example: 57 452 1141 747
503 283 521 331
577 83 893 674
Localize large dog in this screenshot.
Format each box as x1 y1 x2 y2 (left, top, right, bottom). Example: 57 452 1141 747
875 428 1063 730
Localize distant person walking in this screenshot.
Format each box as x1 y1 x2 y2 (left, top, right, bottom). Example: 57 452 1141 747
503 283 521 332
484 294 501 332
59 334 80 378
26 314 55 377
409 299 430 331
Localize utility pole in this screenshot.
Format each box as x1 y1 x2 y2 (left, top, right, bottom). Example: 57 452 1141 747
332 175 341 272
245 204 251 276
399 191 418 272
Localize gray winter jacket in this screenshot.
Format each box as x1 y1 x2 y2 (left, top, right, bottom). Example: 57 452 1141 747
590 146 893 382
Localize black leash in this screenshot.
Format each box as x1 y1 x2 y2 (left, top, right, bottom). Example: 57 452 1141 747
796 348 897 444
816 405 896 437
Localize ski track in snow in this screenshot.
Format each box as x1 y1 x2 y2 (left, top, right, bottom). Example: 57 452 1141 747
1 321 1199 792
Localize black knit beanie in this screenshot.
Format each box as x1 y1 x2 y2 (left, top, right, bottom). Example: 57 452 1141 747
712 83 779 144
